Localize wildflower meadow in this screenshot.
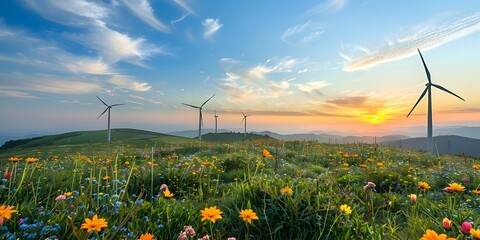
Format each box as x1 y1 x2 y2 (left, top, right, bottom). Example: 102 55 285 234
1 139 479 239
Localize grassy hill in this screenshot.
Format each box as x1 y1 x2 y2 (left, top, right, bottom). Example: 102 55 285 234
201 132 273 142
382 135 480 157
0 128 196 158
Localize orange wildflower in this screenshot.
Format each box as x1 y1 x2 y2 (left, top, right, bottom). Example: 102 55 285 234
80 214 108 233
26 157 39 163
418 181 431 190
239 209 259 224
138 233 156 240
200 206 223 223
0 205 18 220
419 229 455 240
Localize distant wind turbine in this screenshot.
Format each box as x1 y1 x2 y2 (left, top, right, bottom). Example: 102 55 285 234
214 110 218 134
182 94 215 141
96 96 126 142
241 110 251 137
406 49 465 152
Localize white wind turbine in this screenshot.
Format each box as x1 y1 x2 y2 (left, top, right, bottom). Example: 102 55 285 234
214 110 218 133
407 49 465 152
241 110 251 137
97 96 126 142
182 94 215 141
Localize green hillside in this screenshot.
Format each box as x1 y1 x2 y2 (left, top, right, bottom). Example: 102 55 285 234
201 132 273 142
0 128 195 158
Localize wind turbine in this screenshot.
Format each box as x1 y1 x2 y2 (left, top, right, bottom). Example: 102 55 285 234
214 110 218 133
182 94 215 141
241 111 251 137
96 96 126 142
406 49 465 152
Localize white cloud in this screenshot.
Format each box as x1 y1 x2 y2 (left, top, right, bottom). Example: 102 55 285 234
67 22 164 65
24 0 166 67
23 0 109 27
120 0 170 33
304 0 347 16
281 21 325 45
219 57 241 64
65 58 113 75
202 18 222 39
108 75 152 92
343 11 480 72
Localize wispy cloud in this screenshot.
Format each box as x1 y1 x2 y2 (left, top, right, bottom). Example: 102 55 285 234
281 21 325 45
108 75 152 92
0 73 102 94
23 0 109 27
343 11 480 72
172 0 194 14
296 81 331 95
202 18 222 39
65 57 113 75
0 24 117 75
440 108 480 114
24 0 166 66
120 0 170 33
218 57 333 103
303 0 347 16
0 89 36 99
68 23 163 65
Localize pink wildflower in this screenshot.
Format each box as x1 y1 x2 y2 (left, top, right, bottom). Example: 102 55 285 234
160 184 169 191
183 226 195 237
363 182 376 190
462 222 472 235
4 172 12 179
55 195 66 201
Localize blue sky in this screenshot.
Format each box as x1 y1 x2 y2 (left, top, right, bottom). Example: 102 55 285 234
1 0 479 136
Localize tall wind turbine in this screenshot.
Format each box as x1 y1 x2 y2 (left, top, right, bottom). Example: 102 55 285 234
241 111 251 137
97 96 126 142
182 94 215 141
214 111 218 133
407 49 465 152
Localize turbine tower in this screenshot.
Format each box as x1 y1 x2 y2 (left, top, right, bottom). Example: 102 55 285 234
214 111 218 133
407 49 465 152
97 96 125 142
241 111 251 137
182 94 215 141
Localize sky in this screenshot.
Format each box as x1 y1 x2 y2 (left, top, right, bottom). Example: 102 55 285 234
1 0 480 136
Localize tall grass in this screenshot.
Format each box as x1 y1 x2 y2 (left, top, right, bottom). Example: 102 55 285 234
0 140 479 239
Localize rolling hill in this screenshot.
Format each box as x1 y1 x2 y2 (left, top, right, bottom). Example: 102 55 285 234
201 132 273 142
382 135 480 157
0 128 185 150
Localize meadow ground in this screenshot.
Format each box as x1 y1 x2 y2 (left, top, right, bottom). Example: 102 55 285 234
0 137 479 240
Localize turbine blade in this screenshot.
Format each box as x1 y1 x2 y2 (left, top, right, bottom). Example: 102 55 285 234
431 83 465 101
110 103 126 107
417 49 431 83
407 87 428 118
241 110 246 117
182 103 200 108
97 107 109 119
96 96 108 106
201 94 215 107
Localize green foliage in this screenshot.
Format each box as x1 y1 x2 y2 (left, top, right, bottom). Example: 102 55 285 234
0 138 479 239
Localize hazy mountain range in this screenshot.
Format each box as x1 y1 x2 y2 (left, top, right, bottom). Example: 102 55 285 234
1 127 479 156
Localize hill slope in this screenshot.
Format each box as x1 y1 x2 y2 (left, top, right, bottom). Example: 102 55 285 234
201 132 273 142
0 128 182 150
382 135 480 156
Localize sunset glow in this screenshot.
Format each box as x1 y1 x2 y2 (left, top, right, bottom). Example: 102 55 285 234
0 1 479 136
